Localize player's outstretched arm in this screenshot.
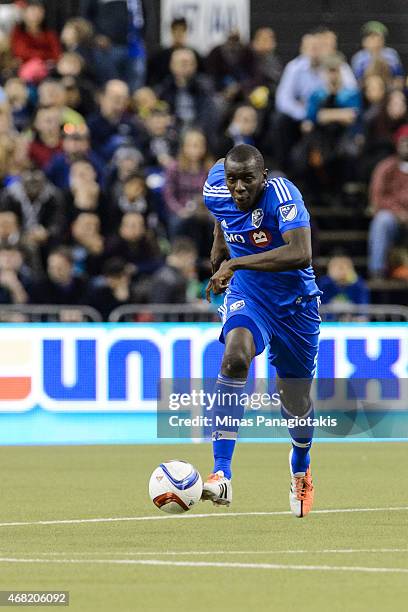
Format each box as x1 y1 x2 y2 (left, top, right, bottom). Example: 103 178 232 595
230 227 312 273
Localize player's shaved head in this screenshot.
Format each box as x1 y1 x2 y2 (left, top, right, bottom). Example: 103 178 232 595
225 144 265 172
224 145 267 211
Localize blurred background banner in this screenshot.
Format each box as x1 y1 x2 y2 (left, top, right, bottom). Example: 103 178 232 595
0 323 406 445
160 0 250 54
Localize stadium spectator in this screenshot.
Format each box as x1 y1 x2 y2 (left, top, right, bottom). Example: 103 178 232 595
313 26 357 88
37 79 85 126
351 21 404 88
251 27 282 95
28 106 62 169
141 103 178 169
0 168 65 252
30 246 88 305
105 145 143 202
60 17 104 85
149 237 201 303
0 209 41 274
105 211 162 277
318 255 369 305
64 162 106 228
148 17 202 87
86 79 144 162
0 245 31 304
69 211 105 277
0 2 21 36
0 210 21 247
80 0 146 91
109 171 165 234
0 30 19 83
11 0 61 66
205 30 256 99
0 133 28 188
216 104 260 158
275 34 324 169
45 123 104 190
52 52 96 116
360 89 408 182
294 53 361 199
275 30 357 171
132 86 159 119
163 128 213 236
156 47 217 143
85 256 136 320
0 102 14 137
368 125 408 277
58 75 96 122
362 74 387 118
4 77 33 132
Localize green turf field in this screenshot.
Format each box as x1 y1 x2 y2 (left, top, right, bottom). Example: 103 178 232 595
0 443 407 611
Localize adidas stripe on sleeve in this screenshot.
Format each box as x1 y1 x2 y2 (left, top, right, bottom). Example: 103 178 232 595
268 177 310 233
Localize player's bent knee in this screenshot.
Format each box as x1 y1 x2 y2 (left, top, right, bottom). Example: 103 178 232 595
221 350 251 379
280 392 311 417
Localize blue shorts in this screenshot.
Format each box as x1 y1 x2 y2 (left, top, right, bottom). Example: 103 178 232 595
218 291 321 379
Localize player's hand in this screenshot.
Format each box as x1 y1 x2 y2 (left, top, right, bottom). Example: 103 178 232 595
206 260 234 301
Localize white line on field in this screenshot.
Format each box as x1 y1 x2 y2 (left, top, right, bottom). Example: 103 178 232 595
5 549 408 556
0 506 407 528
0 558 407 574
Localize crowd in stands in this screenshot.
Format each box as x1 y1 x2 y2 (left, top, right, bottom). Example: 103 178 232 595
0 0 406 319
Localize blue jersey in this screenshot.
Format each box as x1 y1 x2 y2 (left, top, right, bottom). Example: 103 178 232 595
203 163 321 315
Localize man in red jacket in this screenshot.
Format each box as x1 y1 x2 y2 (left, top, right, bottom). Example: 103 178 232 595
368 124 408 277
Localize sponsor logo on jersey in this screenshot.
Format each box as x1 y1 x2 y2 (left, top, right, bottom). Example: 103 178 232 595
279 204 297 222
224 232 245 243
249 228 272 247
230 300 245 312
221 219 228 228
251 208 264 228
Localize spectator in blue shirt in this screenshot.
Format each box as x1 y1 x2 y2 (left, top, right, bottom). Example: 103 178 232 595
306 53 361 126
351 21 404 88
274 31 357 171
292 53 361 202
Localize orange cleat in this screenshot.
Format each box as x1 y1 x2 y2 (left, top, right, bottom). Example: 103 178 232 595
289 449 314 518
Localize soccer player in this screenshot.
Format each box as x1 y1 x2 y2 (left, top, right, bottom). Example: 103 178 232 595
201 144 322 517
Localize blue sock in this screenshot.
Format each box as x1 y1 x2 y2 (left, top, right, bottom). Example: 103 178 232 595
213 439 236 480
211 373 247 479
281 402 314 475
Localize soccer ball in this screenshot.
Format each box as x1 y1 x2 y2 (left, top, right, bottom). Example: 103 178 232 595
149 460 203 513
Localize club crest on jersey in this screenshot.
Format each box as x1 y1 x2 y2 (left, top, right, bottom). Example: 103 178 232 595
279 204 297 222
230 300 245 312
251 208 264 228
